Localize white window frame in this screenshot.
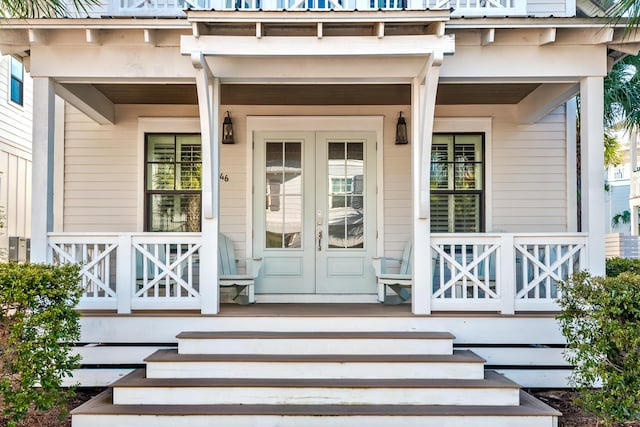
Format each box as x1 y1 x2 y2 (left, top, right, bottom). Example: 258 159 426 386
433 117 493 232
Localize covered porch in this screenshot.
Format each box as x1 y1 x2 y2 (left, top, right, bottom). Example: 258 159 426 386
9 12 610 316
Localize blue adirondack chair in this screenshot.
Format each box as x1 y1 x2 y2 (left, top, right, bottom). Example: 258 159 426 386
219 233 262 305
372 241 412 304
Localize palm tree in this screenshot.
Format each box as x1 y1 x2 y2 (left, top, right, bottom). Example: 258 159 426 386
606 0 640 36
604 53 640 133
0 0 99 18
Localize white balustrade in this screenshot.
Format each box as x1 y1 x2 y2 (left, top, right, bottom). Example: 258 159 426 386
431 233 587 314
431 235 502 312
49 234 120 310
513 235 586 311
131 234 202 310
48 233 202 313
110 0 525 14
49 232 585 314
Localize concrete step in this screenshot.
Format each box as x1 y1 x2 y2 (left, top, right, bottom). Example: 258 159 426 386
73 389 560 427
111 369 521 406
176 331 455 355
144 349 486 380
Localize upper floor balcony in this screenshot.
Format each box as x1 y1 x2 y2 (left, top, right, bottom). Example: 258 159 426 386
111 0 527 17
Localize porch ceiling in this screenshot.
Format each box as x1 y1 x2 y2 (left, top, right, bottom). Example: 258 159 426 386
83 83 541 105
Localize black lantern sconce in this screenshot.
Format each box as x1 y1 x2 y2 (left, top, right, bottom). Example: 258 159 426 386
395 111 408 145
222 111 235 144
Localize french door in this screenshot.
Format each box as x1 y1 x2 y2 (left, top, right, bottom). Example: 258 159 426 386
253 131 377 294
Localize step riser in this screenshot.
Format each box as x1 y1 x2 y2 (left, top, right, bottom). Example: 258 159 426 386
73 414 557 427
178 338 453 355
145 361 485 380
112 387 520 406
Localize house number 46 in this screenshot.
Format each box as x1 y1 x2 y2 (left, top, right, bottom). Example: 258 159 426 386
219 173 229 182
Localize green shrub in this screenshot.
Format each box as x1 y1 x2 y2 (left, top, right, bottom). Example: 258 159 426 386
605 257 640 277
0 263 82 427
557 271 640 426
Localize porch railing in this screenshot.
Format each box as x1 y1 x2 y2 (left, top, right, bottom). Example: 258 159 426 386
110 0 526 16
48 233 202 312
49 231 586 314
431 233 587 313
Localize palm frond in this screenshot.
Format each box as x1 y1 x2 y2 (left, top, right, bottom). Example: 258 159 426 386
606 0 640 39
0 0 100 18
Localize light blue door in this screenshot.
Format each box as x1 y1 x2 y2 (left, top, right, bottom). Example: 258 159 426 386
253 131 377 294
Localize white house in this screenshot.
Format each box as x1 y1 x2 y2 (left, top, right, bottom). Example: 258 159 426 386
0 55 32 261
0 0 636 425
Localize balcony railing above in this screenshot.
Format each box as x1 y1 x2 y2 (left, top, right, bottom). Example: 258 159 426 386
112 0 526 16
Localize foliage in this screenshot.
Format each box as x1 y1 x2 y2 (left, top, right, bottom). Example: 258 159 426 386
606 256 640 277
606 0 640 38
611 210 631 227
557 272 640 426
604 54 640 133
0 0 100 18
0 263 83 427
604 132 623 168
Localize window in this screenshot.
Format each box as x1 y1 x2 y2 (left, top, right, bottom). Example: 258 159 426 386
9 57 23 106
430 133 484 232
145 133 202 232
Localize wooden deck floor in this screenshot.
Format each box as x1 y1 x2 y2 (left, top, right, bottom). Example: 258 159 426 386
217 303 414 317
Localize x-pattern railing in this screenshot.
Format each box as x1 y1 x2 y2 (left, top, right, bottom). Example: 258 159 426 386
50 241 118 300
432 243 499 300
514 242 584 300
133 242 201 300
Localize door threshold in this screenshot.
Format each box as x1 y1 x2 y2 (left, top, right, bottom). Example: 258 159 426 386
256 294 380 304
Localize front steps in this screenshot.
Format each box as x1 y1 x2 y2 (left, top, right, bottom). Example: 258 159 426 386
72 330 560 427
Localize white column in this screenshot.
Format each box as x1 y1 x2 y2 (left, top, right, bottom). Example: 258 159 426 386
30 77 56 263
411 53 442 315
412 78 431 315
580 76 605 275
193 52 220 314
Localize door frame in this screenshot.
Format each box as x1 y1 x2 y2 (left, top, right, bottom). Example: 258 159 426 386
246 116 384 301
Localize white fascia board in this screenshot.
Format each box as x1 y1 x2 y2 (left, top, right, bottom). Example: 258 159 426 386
180 34 455 57
203 56 432 82
29 45 196 80
440 44 608 80
0 18 190 30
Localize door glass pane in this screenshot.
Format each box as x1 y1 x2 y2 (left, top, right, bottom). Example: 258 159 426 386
327 141 364 249
283 195 302 248
265 141 302 249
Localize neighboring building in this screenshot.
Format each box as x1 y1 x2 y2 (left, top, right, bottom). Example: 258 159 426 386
0 0 635 425
606 131 632 235
0 55 31 262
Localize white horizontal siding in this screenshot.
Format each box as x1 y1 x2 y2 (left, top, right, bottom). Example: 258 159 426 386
491 106 567 232
63 103 569 256
0 56 33 152
62 104 199 232
527 0 572 16
0 56 33 259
